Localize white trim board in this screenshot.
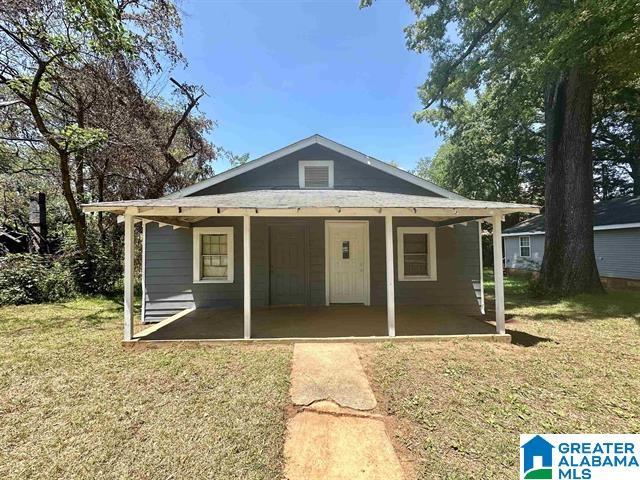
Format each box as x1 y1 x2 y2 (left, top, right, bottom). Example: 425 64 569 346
192 226 234 283
502 222 640 237
298 160 334 189
164 134 465 200
397 226 438 281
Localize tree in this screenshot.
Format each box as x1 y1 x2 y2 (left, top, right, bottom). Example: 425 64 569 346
1 0 219 291
0 1 214 249
362 0 640 295
593 82 640 197
413 85 545 213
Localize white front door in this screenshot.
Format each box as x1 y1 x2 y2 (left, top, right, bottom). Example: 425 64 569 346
326 221 369 304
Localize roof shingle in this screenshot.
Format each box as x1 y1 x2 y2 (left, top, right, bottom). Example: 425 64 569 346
503 196 640 234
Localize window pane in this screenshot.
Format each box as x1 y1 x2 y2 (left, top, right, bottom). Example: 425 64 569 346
404 254 428 276
200 233 229 279
404 233 428 254
202 234 226 255
202 264 228 278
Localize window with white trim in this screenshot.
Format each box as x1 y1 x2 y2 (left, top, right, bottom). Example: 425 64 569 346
193 227 234 283
519 236 531 257
299 160 334 189
397 227 437 281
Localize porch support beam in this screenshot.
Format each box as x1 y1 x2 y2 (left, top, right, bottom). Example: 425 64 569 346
137 216 191 229
492 214 505 334
243 214 251 339
123 214 135 341
385 214 396 337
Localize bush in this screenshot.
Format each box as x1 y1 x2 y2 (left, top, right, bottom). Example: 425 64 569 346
0 253 76 305
57 225 124 295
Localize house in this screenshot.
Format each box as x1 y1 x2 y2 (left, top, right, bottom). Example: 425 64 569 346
503 196 640 289
83 135 538 342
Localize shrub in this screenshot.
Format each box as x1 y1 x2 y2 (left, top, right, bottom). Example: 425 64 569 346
0 253 76 305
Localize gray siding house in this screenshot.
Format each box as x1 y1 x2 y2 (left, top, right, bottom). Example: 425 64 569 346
84 135 537 342
503 197 640 287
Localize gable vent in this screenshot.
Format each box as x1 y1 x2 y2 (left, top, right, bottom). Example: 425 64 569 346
299 161 334 189
305 166 329 188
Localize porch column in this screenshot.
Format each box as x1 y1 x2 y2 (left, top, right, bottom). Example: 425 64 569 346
492 214 505 334
123 214 135 341
243 214 251 339
385 214 396 336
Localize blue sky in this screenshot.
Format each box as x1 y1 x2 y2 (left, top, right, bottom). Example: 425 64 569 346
172 0 440 173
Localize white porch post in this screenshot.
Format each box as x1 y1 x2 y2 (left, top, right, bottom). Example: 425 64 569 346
492 214 505 334
243 214 251 339
123 214 135 341
385 214 396 337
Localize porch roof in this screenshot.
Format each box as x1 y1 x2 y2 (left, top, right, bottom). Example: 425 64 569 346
83 189 538 216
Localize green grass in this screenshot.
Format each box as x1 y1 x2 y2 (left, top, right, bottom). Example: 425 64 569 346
360 273 640 479
2 277 639 479
0 298 292 479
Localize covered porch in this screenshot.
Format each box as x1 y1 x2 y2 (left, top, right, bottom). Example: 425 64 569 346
82 190 539 343
134 305 498 341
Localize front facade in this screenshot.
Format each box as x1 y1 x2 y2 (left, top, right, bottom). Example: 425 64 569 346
144 217 482 322
84 135 538 341
503 197 640 286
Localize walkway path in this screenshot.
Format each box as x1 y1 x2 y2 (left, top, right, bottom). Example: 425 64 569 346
284 343 405 480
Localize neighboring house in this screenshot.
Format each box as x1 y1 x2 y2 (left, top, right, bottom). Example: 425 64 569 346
503 196 640 288
83 135 537 342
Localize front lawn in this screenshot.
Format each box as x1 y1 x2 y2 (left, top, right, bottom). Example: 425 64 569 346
360 273 640 479
0 298 291 479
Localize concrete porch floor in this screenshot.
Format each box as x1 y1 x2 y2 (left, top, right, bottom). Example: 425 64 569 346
138 305 498 341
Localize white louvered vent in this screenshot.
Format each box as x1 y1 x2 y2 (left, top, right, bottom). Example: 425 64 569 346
299 161 334 189
304 166 329 188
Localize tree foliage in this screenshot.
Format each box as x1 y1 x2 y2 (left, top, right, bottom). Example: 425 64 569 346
414 85 545 212
364 0 640 295
0 0 221 292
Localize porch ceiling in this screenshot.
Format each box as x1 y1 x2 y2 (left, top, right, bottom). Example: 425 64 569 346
137 305 496 341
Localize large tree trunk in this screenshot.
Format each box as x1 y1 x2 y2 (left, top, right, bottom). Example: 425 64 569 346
539 66 603 295
630 119 640 196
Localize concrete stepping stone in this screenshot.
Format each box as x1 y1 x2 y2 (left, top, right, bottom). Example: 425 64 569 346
284 410 405 480
290 343 377 410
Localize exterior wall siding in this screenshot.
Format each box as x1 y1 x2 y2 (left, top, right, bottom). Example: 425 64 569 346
504 235 545 270
192 144 440 196
594 228 640 280
504 228 640 280
144 217 482 322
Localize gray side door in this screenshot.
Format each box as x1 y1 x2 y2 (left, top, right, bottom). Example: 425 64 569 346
269 224 309 305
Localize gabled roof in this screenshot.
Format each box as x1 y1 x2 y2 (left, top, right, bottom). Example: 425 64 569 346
165 134 466 200
503 196 640 235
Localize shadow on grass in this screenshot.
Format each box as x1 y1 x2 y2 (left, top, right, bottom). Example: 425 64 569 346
506 329 555 348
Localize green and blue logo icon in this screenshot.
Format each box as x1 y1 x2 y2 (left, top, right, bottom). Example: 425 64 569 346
521 435 554 479
520 434 640 479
